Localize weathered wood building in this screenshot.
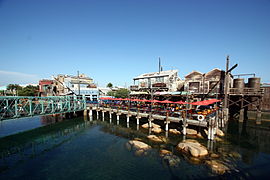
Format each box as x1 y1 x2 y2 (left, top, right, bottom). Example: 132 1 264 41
184 68 230 96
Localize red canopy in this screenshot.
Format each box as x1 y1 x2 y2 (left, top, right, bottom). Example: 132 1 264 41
160 100 174 104
100 97 112 100
190 99 221 105
174 101 186 104
151 100 162 103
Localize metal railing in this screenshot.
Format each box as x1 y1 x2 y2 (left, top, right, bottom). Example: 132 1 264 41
0 96 86 120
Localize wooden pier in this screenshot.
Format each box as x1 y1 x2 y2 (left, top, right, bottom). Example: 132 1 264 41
85 102 220 141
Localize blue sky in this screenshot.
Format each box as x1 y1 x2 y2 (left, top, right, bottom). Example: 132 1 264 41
0 0 269 87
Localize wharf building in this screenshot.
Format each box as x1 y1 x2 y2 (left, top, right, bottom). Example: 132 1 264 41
39 74 99 102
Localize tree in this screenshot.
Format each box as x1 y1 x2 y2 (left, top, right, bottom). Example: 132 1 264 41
107 83 113 88
107 91 115 97
114 88 130 98
7 84 22 91
18 85 39 96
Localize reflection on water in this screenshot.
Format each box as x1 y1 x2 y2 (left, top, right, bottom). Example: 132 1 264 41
0 114 270 179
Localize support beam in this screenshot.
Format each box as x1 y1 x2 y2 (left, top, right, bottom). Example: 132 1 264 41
165 122 169 131
89 110 92 117
256 110 262 125
239 109 244 123
83 110 87 117
126 116 129 123
136 117 140 125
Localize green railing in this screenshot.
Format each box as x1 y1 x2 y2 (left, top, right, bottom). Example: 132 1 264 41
0 96 86 120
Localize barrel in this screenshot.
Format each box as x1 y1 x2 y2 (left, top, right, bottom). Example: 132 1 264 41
248 77 261 89
233 78 245 89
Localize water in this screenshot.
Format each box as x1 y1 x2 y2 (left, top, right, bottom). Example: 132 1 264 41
0 114 270 179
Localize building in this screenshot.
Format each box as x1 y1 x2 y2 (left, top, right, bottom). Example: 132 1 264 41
184 68 231 95
131 70 181 92
39 80 54 96
53 74 99 101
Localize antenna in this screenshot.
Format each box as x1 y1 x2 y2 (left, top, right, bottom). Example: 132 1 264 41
159 57 161 74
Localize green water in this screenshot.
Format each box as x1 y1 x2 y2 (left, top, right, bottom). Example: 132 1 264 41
0 114 270 179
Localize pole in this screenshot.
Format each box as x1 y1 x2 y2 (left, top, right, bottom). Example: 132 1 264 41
77 70 80 96
224 55 229 108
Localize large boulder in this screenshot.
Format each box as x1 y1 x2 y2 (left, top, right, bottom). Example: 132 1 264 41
176 139 208 157
147 135 163 143
169 129 181 135
159 149 180 167
126 140 151 156
205 160 229 175
141 123 160 129
216 129 225 137
163 154 181 167
185 128 198 135
152 127 162 133
159 149 173 157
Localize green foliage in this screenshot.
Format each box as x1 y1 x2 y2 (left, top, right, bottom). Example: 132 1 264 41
114 88 130 98
7 84 22 91
107 91 115 97
107 83 113 88
18 85 39 96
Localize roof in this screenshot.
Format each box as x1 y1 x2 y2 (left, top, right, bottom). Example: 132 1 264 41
205 68 223 78
134 70 178 80
185 71 203 79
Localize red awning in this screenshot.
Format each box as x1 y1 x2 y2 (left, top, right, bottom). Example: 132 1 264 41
190 99 221 105
151 100 162 103
174 101 186 104
160 100 174 104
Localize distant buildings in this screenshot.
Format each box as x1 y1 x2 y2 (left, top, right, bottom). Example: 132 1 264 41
130 68 232 96
39 73 99 101
131 70 181 92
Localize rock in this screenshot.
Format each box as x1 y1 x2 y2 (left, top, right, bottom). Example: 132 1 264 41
215 137 223 142
210 153 220 158
186 128 198 135
188 156 202 164
229 152 241 159
147 135 164 143
141 123 149 129
196 132 204 139
141 123 160 129
152 123 161 128
216 129 225 137
152 127 162 133
134 137 143 141
127 140 151 151
163 154 180 167
205 160 229 175
169 129 181 135
127 140 152 156
176 139 208 157
159 149 173 157
135 149 145 156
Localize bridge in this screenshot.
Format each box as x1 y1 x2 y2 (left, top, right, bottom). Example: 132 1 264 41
0 96 86 121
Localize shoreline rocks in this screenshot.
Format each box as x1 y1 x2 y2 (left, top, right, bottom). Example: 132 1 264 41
147 135 164 143
169 129 181 135
176 139 208 157
126 140 151 156
205 160 229 175
159 149 180 167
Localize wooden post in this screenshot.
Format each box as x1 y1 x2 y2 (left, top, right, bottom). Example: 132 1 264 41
256 99 262 124
239 96 244 123
223 55 230 123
